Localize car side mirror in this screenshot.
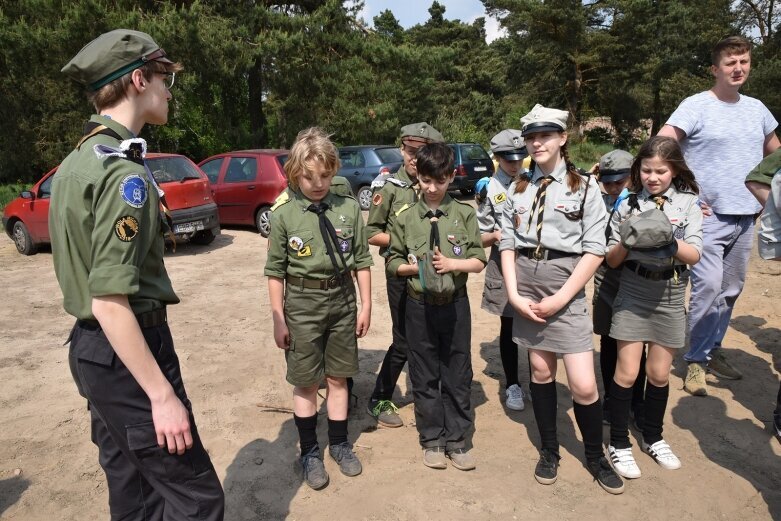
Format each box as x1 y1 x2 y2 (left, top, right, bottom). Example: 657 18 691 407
21 191 34 200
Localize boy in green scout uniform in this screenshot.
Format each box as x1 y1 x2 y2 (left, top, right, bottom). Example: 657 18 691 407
265 127 373 490
386 143 486 470
365 122 445 428
50 30 224 520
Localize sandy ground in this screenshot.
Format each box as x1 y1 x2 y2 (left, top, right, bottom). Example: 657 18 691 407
1 213 780 520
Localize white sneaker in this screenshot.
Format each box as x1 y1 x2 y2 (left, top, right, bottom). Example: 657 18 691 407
608 445 642 479
642 439 681 470
505 384 525 411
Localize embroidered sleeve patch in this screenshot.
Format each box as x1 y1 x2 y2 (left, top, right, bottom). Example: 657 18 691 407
115 216 140 242
119 174 148 208
493 192 507 204
372 193 383 206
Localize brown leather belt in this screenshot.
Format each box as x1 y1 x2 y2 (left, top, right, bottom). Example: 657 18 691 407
517 247 580 261
624 260 687 281
407 286 467 305
286 275 346 290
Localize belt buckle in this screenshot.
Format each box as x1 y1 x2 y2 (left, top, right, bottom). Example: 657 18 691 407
327 277 339 289
532 248 545 261
647 270 662 281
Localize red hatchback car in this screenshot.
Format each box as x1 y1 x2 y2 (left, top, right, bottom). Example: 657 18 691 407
3 153 220 255
198 150 289 237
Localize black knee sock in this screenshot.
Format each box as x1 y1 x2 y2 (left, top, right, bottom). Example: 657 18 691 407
295 413 318 454
573 398 604 462
530 381 558 457
327 418 348 447
609 382 633 449
499 316 519 388
642 383 669 445
632 347 647 410
599 336 617 402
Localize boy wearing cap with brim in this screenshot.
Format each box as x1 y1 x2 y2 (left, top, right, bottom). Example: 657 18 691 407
591 150 646 427
365 122 445 428
50 29 224 520
476 128 530 411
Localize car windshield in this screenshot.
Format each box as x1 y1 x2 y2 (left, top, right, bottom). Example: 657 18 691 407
147 157 203 183
462 145 490 161
375 148 402 164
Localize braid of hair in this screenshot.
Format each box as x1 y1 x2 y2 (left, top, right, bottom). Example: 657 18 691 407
560 143 582 192
514 159 533 194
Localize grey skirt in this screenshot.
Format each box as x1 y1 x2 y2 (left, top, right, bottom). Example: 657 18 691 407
512 254 593 354
592 264 622 336
610 265 689 348
481 246 513 317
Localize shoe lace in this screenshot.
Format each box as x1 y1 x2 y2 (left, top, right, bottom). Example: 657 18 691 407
687 364 704 379
508 385 523 400
372 399 399 415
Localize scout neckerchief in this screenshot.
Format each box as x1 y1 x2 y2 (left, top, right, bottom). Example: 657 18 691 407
526 175 554 256
425 209 445 250
307 201 350 283
81 121 177 249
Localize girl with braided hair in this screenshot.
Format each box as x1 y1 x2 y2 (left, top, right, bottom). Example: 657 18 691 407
499 104 624 494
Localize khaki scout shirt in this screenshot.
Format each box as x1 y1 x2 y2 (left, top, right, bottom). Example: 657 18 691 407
607 186 703 267
49 115 178 320
365 167 418 257
477 168 514 234
264 190 373 279
386 195 486 293
748 149 781 259
498 161 607 255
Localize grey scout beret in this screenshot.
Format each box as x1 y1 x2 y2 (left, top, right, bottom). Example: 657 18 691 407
400 122 445 144
62 29 172 91
520 104 569 136
599 150 633 183
619 208 678 258
490 129 527 160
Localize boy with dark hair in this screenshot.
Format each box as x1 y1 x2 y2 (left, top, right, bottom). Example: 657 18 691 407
386 143 486 470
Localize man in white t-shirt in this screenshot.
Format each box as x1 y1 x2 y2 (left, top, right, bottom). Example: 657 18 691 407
658 36 780 396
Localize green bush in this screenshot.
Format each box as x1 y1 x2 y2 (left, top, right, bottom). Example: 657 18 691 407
568 141 616 170
0 183 30 212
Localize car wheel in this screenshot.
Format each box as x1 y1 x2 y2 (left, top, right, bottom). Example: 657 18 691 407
459 188 474 196
256 206 272 237
190 229 216 245
357 186 373 211
12 221 37 255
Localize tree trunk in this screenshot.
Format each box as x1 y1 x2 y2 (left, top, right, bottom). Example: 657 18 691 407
248 59 267 148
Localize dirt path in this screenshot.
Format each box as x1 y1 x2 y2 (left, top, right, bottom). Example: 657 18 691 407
0 225 779 520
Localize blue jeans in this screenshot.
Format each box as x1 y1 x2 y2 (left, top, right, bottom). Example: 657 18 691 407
684 213 754 364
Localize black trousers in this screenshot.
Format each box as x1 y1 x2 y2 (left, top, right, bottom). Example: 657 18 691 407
69 321 224 521
370 275 409 401
405 295 473 450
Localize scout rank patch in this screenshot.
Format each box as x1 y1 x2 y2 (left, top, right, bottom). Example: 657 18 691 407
372 193 383 206
448 234 463 256
335 228 351 253
670 217 685 239
493 192 507 204
119 174 148 208
115 216 140 242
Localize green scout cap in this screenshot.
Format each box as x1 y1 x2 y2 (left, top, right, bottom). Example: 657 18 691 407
400 122 444 144
619 208 678 258
599 150 633 183
520 104 568 136
62 29 172 91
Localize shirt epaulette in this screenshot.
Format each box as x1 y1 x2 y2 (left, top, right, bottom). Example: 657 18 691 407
371 173 391 189
394 203 411 217
270 191 290 211
453 198 474 208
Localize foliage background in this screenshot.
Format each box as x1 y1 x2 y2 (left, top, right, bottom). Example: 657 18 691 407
0 0 778 184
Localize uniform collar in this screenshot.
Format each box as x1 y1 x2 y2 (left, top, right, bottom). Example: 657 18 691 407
640 184 679 203
292 190 337 211
415 194 454 219
90 114 135 140
495 168 514 187
395 167 416 187
530 160 568 184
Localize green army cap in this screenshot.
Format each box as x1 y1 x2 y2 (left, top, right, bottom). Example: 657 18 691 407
599 150 633 183
62 29 172 91
400 122 445 144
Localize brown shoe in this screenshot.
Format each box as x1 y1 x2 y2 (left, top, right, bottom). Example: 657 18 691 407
422 447 447 469
447 448 476 471
684 363 707 396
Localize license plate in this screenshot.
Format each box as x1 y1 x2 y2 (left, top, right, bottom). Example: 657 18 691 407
474 166 487 172
174 221 204 234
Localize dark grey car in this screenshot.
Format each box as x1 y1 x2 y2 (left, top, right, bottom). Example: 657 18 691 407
337 146 403 210
448 143 495 195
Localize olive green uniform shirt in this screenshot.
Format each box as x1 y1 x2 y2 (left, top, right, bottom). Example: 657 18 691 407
49 115 178 320
386 195 486 293
365 167 418 257
264 190 373 279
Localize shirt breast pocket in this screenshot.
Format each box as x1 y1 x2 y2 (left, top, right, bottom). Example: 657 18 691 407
445 232 469 257
553 197 584 221
668 215 688 240
406 234 428 258
335 225 354 254
288 230 315 257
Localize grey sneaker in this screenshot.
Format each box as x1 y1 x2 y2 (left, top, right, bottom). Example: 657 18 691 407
422 447 448 469
447 448 476 471
328 442 362 477
707 351 743 380
684 363 708 396
300 446 329 490
367 399 403 428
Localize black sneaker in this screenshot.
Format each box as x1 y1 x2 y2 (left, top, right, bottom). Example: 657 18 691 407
534 449 560 485
328 441 362 477
587 456 625 495
300 446 329 490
